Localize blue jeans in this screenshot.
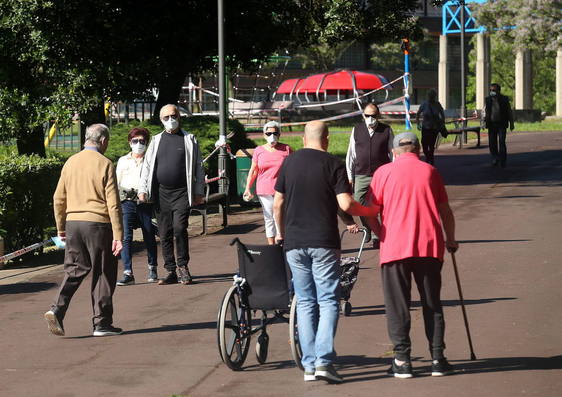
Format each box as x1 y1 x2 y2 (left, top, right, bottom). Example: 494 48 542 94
121 200 158 274
286 247 341 372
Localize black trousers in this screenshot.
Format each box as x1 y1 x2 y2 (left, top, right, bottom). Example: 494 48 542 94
381 257 445 361
157 185 190 272
488 122 507 166
52 221 117 329
421 128 439 165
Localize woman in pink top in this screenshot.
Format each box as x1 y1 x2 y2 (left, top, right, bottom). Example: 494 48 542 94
244 121 292 244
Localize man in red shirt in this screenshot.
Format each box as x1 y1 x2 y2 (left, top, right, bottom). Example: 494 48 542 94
367 132 458 378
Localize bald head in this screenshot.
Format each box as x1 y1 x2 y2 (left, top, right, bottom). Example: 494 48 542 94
304 120 328 143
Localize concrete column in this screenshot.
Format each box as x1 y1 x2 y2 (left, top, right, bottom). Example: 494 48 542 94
556 50 562 117
515 49 533 109
438 35 449 108
475 33 490 110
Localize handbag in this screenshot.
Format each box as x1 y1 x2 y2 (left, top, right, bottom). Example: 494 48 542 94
440 124 448 138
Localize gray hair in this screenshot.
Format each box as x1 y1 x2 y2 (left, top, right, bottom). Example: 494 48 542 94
263 121 280 134
85 123 110 145
159 104 179 119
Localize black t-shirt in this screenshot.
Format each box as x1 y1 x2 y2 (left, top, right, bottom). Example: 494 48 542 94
155 131 187 188
274 148 351 251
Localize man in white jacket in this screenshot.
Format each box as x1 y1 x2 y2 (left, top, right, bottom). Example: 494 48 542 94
138 104 205 285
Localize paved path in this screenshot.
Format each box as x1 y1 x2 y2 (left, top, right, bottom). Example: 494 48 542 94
1 131 561 396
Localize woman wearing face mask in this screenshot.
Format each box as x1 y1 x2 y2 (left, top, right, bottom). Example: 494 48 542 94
243 121 292 245
115 127 159 285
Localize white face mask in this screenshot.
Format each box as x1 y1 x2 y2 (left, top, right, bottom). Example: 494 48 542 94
266 133 279 144
490 91 497 97
130 143 146 155
162 117 179 132
365 116 377 128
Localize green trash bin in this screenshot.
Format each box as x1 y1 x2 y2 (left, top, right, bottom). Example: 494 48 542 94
236 149 259 204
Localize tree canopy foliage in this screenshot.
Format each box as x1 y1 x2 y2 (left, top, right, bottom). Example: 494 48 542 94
1 0 423 155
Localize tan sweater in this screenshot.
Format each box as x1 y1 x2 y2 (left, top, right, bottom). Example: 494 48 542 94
53 149 123 240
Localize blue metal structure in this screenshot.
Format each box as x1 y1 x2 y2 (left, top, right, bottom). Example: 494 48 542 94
442 0 486 35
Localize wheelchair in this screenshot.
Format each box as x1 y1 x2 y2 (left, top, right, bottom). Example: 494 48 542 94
217 238 303 371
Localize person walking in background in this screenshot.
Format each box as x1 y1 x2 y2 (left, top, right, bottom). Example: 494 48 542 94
366 132 458 378
345 102 393 248
274 121 378 384
45 124 124 337
243 121 292 244
116 127 158 286
138 104 205 285
484 83 514 168
416 88 445 165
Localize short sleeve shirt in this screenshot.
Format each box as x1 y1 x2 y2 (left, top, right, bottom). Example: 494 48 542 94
275 149 351 251
368 152 448 265
253 143 291 195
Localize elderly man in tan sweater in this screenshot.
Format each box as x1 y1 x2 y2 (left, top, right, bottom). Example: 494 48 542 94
44 123 124 337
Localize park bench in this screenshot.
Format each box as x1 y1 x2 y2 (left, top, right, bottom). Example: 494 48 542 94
443 109 481 148
190 175 229 235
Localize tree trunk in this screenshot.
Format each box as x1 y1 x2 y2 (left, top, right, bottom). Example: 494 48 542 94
79 100 106 147
17 126 46 157
152 71 188 120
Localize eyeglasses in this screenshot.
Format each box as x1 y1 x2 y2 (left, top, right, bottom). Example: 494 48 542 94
265 132 280 136
162 114 178 121
131 138 146 145
364 114 377 118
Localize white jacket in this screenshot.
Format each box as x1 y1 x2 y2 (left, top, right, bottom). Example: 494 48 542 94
138 129 205 206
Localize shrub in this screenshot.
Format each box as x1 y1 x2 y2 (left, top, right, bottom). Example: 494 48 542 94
0 154 64 253
105 116 256 188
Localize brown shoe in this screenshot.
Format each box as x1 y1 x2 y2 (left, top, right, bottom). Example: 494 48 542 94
158 271 178 285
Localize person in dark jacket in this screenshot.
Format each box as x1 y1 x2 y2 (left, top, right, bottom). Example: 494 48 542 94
345 103 393 247
416 88 445 165
484 83 514 168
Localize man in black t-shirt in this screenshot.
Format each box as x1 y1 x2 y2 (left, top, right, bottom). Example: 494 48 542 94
273 121 378 384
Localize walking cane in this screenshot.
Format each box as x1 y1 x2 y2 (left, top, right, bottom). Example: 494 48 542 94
450 251 477 360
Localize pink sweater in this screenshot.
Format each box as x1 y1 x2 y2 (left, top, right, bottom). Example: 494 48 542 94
253 143 291 195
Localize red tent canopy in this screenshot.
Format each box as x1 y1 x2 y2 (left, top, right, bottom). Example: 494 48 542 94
320 70 390 91
275 70 391 96
275 78 304 94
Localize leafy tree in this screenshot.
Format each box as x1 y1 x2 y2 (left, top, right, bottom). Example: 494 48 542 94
1 0 424 156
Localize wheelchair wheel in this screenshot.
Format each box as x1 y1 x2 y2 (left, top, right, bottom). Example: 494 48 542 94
255 331 269 364
217 285 252 370
289 296 304 371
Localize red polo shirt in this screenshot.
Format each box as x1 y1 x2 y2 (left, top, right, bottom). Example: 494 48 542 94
368 152 448 266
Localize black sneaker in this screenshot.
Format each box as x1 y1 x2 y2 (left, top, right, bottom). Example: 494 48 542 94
147 267 158 283
116 274 135 286
315 364 343 384
431 358 454 376
387 359 413 379
177 266 193 285
158 271 178 285
44 310 65 336
93 325 123 337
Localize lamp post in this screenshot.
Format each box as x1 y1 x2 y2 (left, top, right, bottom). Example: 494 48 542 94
217 0 228 194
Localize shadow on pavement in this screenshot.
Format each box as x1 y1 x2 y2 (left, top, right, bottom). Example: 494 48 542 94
451 355 562 373
122 320 217 335
436 149 562 186
192 273 235 284
0 281 57 295
216 223 262 235
458 239 531 244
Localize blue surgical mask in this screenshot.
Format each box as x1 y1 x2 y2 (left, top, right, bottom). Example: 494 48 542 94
490 91 497 97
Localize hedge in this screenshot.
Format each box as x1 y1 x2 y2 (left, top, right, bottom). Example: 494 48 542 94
0 154 63 253
105 115 256 189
